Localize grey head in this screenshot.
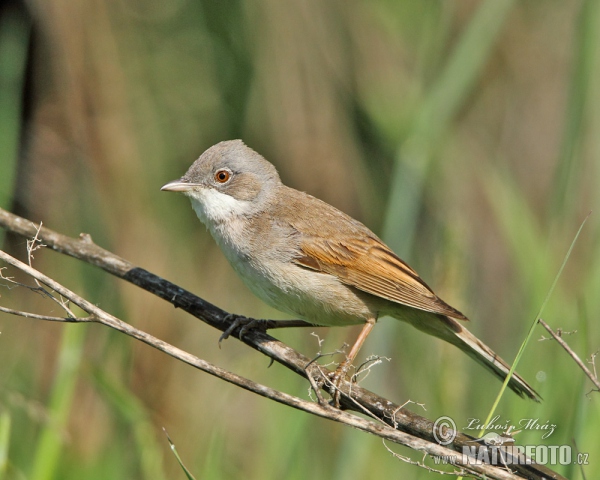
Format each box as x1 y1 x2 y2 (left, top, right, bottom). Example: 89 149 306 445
161 140 282 224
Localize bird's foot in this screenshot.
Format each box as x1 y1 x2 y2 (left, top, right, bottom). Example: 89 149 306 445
328 359 352 409
218 314 269 346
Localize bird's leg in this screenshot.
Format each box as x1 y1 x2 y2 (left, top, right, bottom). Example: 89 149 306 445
330 318 376 407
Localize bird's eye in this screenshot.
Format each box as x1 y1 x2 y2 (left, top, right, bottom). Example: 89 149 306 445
214 169 231 183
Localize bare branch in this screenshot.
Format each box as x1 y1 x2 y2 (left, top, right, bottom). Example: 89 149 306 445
382 439 468 477
0 305 93 322
26 221 46 284
0 206 565 480
538 318 600 392
589 350 598 381
0 249 515 479
1 252 78 319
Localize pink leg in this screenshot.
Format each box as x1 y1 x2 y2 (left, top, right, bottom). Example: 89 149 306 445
332 318 376 405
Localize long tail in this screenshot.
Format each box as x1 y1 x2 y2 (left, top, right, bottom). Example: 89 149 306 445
406 311 541 401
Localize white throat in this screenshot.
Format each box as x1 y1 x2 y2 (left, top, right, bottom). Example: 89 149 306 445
187 188 253 226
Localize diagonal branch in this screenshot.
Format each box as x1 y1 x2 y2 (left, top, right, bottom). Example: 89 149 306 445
0 207 565 480
538 318 600 392
0 249 496 479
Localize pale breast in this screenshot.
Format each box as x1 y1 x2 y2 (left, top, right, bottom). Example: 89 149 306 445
211 221 376 326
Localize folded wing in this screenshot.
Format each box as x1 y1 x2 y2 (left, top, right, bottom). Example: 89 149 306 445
294 234 467 320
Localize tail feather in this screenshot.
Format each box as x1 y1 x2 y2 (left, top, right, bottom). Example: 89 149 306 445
446 319 541 402
403 310 541 401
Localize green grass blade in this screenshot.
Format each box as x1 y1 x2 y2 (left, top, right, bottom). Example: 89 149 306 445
91 367 166 480
0 7 30 242
0 410 11 479
30 325 86 480
479 213 590 437
383 0 517 255
163 429 196 480
551 0 600 216
374 3 520 443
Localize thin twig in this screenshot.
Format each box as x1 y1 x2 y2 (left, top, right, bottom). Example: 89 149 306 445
26 221 45 287
0 207 565 480
588 351 598 381
0 249 517 480
538 318 600 392
538 328 577 342
382 439 468 477
0 305 93 322
1 242 77 319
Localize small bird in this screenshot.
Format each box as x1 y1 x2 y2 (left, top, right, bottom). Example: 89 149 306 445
162 140 539 401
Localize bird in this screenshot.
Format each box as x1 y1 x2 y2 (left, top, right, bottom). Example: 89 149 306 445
161 139 539 401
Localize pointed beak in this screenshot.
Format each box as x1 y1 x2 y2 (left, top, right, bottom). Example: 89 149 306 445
161 179 199 192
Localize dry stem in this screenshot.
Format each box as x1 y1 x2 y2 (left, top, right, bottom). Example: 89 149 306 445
538 318 600 393
0 207 566 480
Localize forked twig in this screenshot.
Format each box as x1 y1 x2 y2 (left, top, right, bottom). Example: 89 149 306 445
0 207 566 480
0 248 516 479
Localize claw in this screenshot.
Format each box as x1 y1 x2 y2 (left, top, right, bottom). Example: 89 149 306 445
239 319 260 338
218 314 242 347
218 315 268 347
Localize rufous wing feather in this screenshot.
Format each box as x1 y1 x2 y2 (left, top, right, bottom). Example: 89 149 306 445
294 234 467 320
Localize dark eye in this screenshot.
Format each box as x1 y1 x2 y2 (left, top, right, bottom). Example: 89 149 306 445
215 169 231 183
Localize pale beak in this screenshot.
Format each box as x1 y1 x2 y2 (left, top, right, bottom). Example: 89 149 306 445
161 179 200 192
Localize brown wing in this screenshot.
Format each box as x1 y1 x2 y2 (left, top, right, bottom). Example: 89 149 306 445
294 234 467 320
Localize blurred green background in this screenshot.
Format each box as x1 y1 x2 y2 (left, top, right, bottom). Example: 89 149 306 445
1 0 599 478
